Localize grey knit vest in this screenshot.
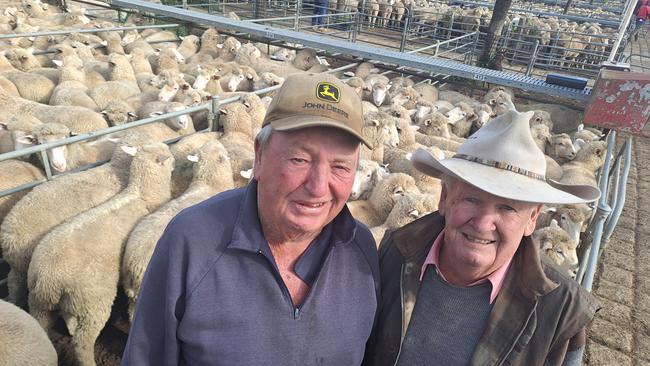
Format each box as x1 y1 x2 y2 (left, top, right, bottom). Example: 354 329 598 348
396 267 495 366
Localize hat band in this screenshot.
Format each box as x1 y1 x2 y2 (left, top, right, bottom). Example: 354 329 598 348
453 154 546 181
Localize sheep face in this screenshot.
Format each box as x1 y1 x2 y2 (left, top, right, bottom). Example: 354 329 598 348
534 224 579 278
350 160 389 200
372 82 389 107
158 83 180 102
549 134 576 161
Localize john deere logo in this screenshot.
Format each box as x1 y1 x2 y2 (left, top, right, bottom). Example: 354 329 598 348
316 82 340 103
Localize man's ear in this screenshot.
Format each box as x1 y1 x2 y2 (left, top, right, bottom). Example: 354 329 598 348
524 204 544 236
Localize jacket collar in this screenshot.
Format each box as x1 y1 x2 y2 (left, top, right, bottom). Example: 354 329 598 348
392 212 558 300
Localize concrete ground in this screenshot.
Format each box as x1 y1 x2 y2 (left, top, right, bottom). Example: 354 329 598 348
583 27 650 366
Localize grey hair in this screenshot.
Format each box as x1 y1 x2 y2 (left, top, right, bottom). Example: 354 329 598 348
255 124 273 150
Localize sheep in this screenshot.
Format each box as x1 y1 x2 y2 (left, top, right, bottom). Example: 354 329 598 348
536 203 592 245
0 135 146 307
533 220 579 278
48 56 98 110
545 156 564 181
217 103 256 187
364 74 391 107
0 75 20 97
528 109 554 131
438 90 476 105
129 48 154 75
27 142 174 366
89 80 140 111
414 100 453 124
361 111 400 163
252 71 284 91
413 83 439 103
559 140 608 187
241 93 266 135
531 124 552 153
369 192 439 245
347 172 420 227
176 35 201 59
169 132 221 198
131 101 195 141
482 85 514 109
572 123 602 142
350 159 389 201
0 299 57 366
546 133 577 164
352 62 379 79
390 86 419 110
101 99 137 126
415 111 451 138
3 47 41 71
2 68 56 104
122 139 234 321
0 159 44 225
516 103 582 134
0 115 42 155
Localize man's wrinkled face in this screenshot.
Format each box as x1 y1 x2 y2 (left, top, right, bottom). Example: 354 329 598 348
254 126 359 244
438 178 543 283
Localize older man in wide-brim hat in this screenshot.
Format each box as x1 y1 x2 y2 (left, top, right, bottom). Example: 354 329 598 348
364 110 600 366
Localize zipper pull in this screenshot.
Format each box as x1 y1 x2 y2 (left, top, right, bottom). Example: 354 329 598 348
294 307 300 319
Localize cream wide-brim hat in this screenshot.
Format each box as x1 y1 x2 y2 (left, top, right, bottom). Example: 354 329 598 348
412 110 600 204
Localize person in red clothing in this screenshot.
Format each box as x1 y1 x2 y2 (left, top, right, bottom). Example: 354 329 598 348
634 0 650 40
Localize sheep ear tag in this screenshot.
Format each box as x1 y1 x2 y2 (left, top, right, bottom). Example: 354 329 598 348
316 82 340 103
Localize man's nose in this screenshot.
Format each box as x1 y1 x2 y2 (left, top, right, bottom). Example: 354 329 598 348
304 163 329 196
469 209 497 232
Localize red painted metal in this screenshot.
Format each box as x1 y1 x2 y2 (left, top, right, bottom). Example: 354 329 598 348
584 70 650 135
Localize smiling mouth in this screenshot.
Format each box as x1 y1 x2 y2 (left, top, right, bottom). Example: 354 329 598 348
463 233 496 244
298 202 326 208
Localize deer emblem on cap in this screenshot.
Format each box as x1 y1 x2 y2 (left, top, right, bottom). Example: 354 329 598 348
316 82 340 103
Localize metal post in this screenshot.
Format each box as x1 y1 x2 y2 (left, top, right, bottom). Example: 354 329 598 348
526 40 540 76
39 150 54 180
208 96 222 132
182 0 187 10
468 30 480 66
607 0 637 62
580 131 616 292
399 8 411 52
294 0 302 31
604 137 633 241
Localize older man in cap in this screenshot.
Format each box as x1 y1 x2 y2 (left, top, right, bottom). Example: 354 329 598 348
364 110 600 366
123 73 379 365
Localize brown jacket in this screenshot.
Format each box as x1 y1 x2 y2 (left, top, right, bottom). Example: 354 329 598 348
364 212 599 366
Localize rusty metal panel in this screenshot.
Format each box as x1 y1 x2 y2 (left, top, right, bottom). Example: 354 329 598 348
584 70 650 134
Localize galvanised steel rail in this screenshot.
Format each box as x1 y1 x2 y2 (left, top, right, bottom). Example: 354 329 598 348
104 0 593 103
0 23 180 40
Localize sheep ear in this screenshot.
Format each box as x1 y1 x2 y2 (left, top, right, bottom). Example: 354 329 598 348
187 154 199 162
541 241 553 251
52 59 63 67
16 135 37 145
409 209 420 218
576 123 584 131
343 71 355 77
573 138 586 150
0 122 6 130
405 152 413 160
127 112 137 118
179 35 185 40
371 119 380 127
216 43 224 49
240 169 253 179
149 111 164 117
219 108 228 115
550 219 560 228
121 145 138 156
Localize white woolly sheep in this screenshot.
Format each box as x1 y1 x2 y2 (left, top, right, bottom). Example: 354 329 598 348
533 220 580 278
363 74 391 107
413 83 439 103
122 139 234 321
517 103 582 134
28 142 174 366
0 159 44 225
370 192 439 245
3 69 56 104
559 140 608 186
101 99 137 126
347 172 420 227
0 135 146 307
0 115 43 155
546 133 577 164
536 203 592 245
169 132 221 198
0 299 57 366
350 159 389 201
132 101 196 141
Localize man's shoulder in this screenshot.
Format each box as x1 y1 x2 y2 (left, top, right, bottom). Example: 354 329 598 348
540 258 600 317
163 187 246 250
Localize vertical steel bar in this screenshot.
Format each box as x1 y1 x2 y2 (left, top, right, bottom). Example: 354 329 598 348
580 131 616 292
399 8 410 52
607 0 637 62
39 150 54 180
526 40 540 76
210 96 222 132
604 137 633 241
294 0 301 30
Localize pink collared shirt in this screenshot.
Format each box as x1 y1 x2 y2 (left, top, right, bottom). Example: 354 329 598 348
420 229 512 304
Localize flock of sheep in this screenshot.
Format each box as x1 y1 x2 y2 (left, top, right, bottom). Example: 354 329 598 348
0 0 609 365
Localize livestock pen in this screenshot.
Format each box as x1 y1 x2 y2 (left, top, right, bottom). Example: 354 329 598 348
0 0 646 364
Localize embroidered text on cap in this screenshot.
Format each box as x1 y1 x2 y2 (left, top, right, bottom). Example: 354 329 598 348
317 82 340 103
